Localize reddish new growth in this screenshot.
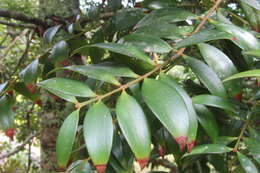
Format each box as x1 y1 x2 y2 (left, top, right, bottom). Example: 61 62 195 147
5 128 16 140
234 93 242 102
187 141 196 153
26 84 36 93
60 60 70 67
176 136 187 152
7 90 13 96
159 145 166 158
232 36 238 42
137 158 149 170
95 164 107 173
35 99 42 107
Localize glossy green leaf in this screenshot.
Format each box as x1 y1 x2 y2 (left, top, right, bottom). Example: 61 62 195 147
192 95 235 112
244 137 260 155
45 87 77 103
159 74 198 147
52 65 121 86
135 7 197 29
37 77 95 99
0 82 8 95
216 136 237 145
213 21 260 50
142 79 190 145
43 25 61 43
118 33 172 53
69 160 93 173
198 43 242 97
91 43 153 64
237 152 258 173
0 96 15 130
184 56 227 98
116 91 151 159
243 49 260 58
223 70 260 82
175 29 233 49
13 82 40 101
49 40 69 63
183 144 232 157
240 0 260 11
135 22 193 40
56 110 79 168
19 59 39 84
194 104 218 142
84 101 113 165
142 0 176 9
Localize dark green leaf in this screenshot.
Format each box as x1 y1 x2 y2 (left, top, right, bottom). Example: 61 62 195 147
194 104 218 142
192 95 235 112
13 82 40 101
19 59 39 84
0 82 8 95
184 56 227 98
49 40 69 63
91 43 153 64
142 79 190 149
216 136 237 145
37 78 95 101
175 29 233 49
135 7 197 29
183 144 232 157
159 74 198 149
223 70 260 82
0 96 15 130
116 91 151 159
43 25 61 43
69 160 93 173
84 101 113 165
237 152 258 173
56 110 79 168
244 137 260 155
118 33 172 53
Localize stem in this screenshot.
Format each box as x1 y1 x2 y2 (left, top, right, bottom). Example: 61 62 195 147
77 0 224 108
233 119 250 152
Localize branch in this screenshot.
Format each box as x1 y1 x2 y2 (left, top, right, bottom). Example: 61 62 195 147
0 132 39 160
0 20 35 28
77 0 224 109
0 9 47 26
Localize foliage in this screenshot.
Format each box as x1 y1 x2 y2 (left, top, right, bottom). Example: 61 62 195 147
1 0 260 172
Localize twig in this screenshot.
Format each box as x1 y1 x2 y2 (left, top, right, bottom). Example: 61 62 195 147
0 132 39 160
152 159 178 172
0 20 35 28
77 0 224 109
0 9 47 27
233 119 250 152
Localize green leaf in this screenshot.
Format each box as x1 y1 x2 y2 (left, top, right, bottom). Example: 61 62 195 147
49 40 69 63
183 144 232 157
0 96 15 130
13 82 40 101
69 160 93 173
243 49 260 58
175 29 233 49
37 77 95 99
56 110 79 168
244 137 260 155
192 95 235 112
223 70 260 82
19 59 39 84
198 43 242 97
240 0 260 11
0 82 8 95
51 65 121 86
116 91 151 159
237 152 259 173
184 56 227 98
83 101 113 165
216 136 237 145
159 74 198 149
135 22 193 40
91 43 153 64
212 21 260 50
142 79 190 149
43 25 61 43
118 33 172 53
135 7 197 29
194 104 218 142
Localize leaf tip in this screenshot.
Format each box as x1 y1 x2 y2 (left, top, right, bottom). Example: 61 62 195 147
95 164 107 173
176 136 187 152
187 140 196 153
137 158 149 170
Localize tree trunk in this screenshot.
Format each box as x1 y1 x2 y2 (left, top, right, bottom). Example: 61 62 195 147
39 0 79 172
